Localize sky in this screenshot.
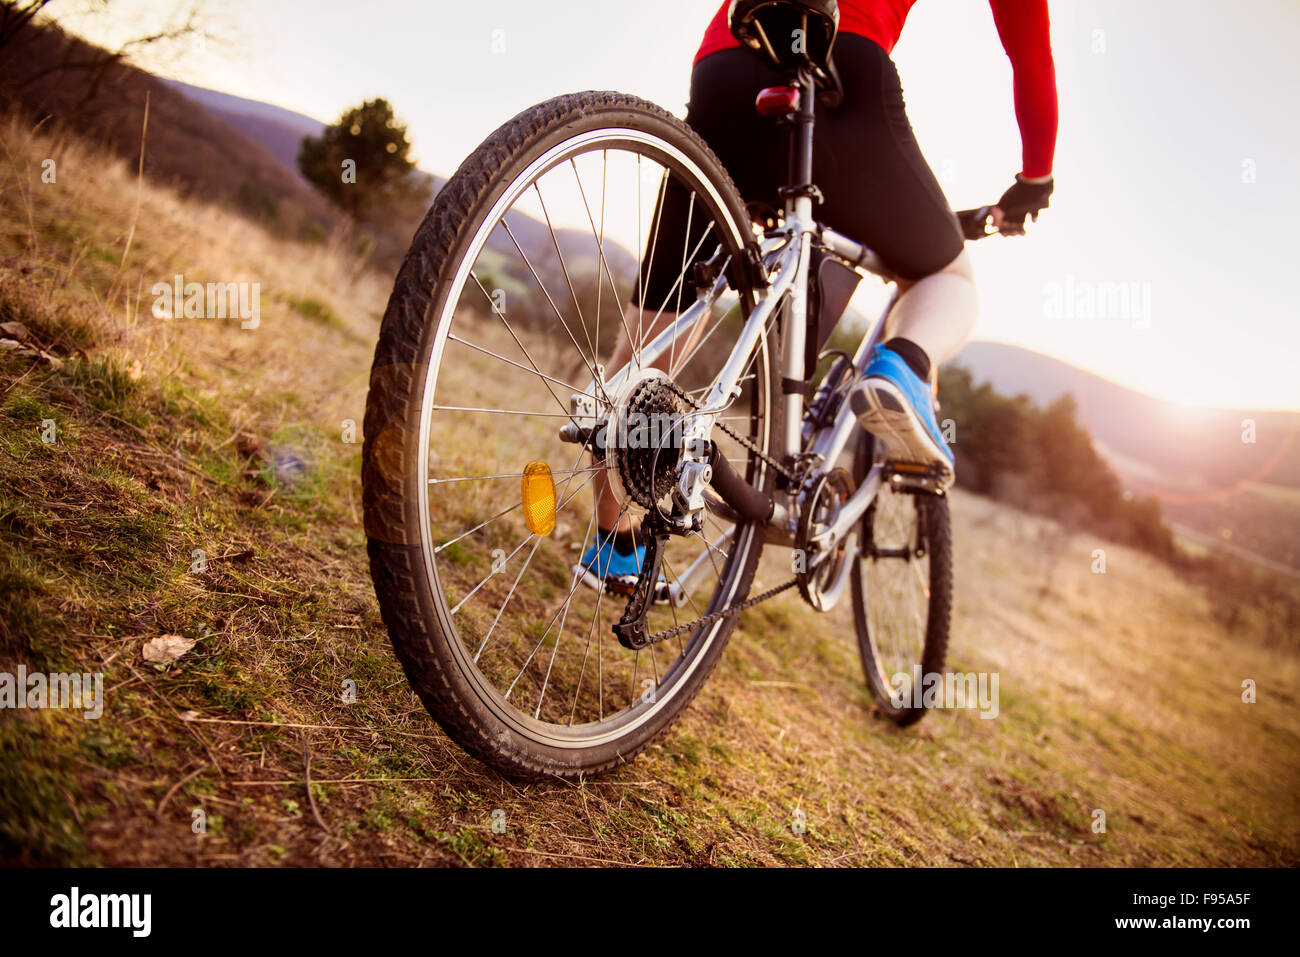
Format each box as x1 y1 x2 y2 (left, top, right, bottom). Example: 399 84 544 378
59 0 1300 411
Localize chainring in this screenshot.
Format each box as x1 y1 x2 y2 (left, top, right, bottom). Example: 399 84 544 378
795 466 857 611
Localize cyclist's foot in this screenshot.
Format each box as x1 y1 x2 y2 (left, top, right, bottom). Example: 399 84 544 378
850 343 955 486
574 526 670 602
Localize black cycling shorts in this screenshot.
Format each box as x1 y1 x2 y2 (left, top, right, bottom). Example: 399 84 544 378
635 34 963 308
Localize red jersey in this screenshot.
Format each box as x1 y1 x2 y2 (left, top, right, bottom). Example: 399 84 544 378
697 0 919 58
694 0 1058 177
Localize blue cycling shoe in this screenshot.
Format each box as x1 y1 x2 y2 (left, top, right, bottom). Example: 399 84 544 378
849 344 955 486
574 527 670 602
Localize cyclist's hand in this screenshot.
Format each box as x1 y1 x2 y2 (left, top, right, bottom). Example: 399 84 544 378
992 174 1053 236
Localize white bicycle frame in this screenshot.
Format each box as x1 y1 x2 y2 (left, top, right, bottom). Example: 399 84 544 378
588 207 901 602
575 70 939 606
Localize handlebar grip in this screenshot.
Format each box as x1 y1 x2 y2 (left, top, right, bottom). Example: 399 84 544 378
956 206 996 240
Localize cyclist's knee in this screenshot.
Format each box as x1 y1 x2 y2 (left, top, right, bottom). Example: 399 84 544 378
937 248 975 283
896 249 973 295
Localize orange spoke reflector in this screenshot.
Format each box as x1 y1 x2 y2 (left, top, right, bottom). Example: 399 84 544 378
521 461 557 536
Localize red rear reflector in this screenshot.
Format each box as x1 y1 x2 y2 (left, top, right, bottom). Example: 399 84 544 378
755 86 800 116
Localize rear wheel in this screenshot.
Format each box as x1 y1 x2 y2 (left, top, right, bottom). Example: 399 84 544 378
363 92 777 779
850 434 953 725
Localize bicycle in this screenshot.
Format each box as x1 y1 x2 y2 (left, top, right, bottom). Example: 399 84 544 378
362 2 1000 779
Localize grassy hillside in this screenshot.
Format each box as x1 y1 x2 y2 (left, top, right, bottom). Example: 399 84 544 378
0 18 339 242
2 117 1297 867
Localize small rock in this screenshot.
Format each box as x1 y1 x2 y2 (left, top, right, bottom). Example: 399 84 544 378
0 321 30 342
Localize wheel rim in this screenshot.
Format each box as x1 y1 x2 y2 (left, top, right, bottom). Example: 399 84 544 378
412 126 774 747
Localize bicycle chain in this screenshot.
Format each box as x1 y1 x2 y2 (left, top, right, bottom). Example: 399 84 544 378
625 379 801 647
644 577 799 646
660 379 798 483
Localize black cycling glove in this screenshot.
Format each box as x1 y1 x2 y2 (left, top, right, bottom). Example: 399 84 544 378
996 174 1054 227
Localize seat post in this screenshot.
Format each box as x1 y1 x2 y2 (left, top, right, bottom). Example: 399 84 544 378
784 69 817 219
779 68 820 463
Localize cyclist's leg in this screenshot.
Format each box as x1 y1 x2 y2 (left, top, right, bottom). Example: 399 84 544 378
688 39 976 404
813 33 974 371
810 35 973 472
584 50 779 559
591 173 718 547
885 248 978 370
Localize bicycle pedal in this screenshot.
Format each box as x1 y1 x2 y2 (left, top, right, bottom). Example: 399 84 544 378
572 565 671 604
883 462 950 494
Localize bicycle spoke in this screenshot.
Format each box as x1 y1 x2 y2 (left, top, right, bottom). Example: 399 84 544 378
500 216 608 397
448 330 597 403
636 165 670 355
451 532 536 617
468 272 577 420
435 499 523 554
531 181 608 403
637 221 719 356
671 193 697 363
475 536 543 662
568 579 607 726
505 501 615 704
409 128 773 739
428 465 601 486
532 506 597 718
569 152 639 364
657 556 689 658
432 404 577 418
473 446 595 661
449 463 595 620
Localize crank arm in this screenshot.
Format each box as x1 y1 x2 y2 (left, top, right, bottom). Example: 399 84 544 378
810 463 883 558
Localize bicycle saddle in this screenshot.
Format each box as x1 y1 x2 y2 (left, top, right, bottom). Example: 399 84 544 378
728 0 839 77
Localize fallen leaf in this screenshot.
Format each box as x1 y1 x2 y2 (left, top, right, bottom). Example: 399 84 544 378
142 634 198 663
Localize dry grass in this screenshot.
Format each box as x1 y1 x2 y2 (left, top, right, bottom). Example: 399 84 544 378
1 115 1296 867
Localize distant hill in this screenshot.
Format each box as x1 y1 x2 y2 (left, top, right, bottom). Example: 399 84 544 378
165 82 638 284
955 340 1300 493
954 340 1300 571
162 80 327 183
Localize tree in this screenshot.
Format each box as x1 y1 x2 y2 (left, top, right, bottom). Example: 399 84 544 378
298 98 417 221
938 366 1032 494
